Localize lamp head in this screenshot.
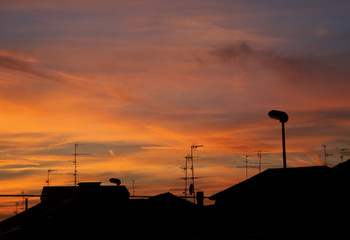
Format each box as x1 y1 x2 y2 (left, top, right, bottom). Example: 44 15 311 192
268 110 288 123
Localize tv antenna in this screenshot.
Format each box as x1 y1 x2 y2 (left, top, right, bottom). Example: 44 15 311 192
181 145 203 202
180 155 191 198
256 150 271 173
244 155 248 179
340 148 350 163
14 202 19 215
321 145 333 166
235 155 249 180
257 151 262 173
46 169 57 186
190 145 203 203
72 143 91 186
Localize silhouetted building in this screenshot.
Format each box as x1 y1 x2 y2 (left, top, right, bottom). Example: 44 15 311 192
2 161 350 240
41 182 130 202
208 161 350 239
0 182 132 240
210 165 331 210
0 182 201 240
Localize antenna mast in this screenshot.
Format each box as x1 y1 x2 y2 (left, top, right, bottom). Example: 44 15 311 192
257 151 262 173
322 145 333 166
340 148 349 163
46 169 57 186
245 155 248 180
73 143 91 186
74 143 78 186
190 145 203 203
182 155 191 198
180 145 203 202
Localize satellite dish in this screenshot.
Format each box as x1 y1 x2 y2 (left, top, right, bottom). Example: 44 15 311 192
189 184 194 195
109 178 121 186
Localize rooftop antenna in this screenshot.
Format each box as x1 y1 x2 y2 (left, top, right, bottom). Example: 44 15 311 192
321 145 333 166
73 143 91 186
181 155 192 198
257 150 262 174
46 169 57 186
245 155 248 179
190 145 203 203
14 202 19 215
340 148 349 163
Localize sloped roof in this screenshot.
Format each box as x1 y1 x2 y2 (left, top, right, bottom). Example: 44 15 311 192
148 192 195 207
210 165 330 200
332 159 350 170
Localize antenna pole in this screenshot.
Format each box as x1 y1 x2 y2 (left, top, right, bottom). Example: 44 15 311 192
191 146 195 203
74 143 78 186
46 169 57 186
184 155 191 198
47 169 50 186
245 155 248 179
72 143 91 186
190 145 203 203
340 148 349 163
257 150 262 173
322 145 333 166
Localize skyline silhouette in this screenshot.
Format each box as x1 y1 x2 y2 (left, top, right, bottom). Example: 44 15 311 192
1 161 350 239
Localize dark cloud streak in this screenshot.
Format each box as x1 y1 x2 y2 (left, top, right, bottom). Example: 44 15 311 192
0 55 63 83
209 41 350 85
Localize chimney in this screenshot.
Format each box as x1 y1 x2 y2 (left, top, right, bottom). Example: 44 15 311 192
196 191 204 207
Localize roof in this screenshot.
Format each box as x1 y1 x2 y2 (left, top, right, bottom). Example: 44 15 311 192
332 159 350 170
210 165 330 201
148 192 195 207
41 182 130 202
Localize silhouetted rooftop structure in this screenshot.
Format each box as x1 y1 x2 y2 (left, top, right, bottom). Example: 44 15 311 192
2 161 350 240
210 161 350 212
210 166 331 210
0 182 201 240
41 181 130 202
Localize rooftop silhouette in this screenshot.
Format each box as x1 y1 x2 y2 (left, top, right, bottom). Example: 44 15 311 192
1 161 350 239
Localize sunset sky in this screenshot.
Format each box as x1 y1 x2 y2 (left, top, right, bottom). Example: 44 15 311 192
0 0 350 219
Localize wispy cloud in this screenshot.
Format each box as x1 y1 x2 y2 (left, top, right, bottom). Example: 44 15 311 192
0 50 63 83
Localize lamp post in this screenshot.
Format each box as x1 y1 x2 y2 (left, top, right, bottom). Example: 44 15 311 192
268 110 288 169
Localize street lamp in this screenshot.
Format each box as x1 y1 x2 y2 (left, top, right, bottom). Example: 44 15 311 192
268 110 288 168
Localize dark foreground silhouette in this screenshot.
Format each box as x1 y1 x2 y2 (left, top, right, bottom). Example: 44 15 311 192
1 161 350 240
